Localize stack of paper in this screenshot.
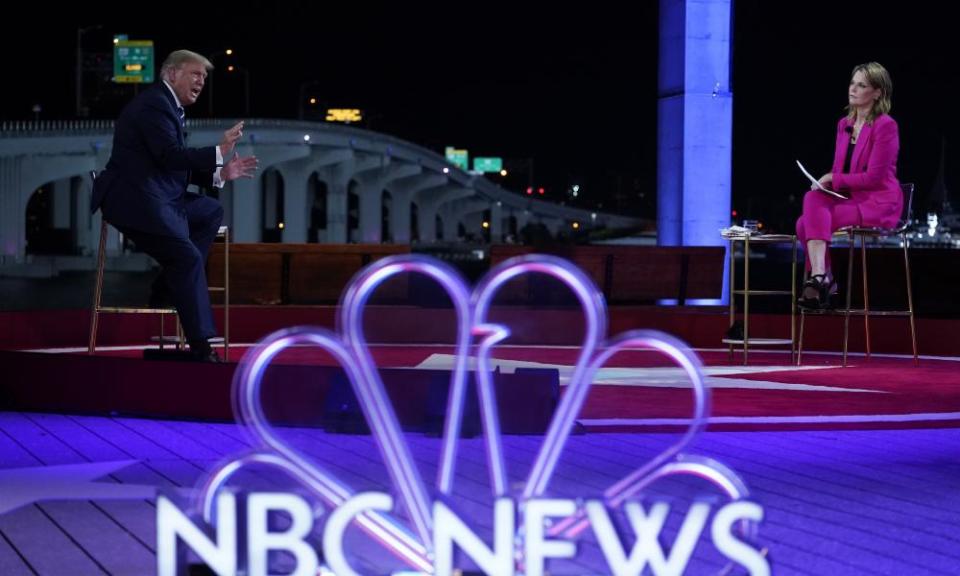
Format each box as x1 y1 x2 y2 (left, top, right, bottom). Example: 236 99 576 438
796 160 850 199
721 226 756 238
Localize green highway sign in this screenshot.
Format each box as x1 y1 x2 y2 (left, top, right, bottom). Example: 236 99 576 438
445 147 469 171
114 40 154 83
473 157 503 173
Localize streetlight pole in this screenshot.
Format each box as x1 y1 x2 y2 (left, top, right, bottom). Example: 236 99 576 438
298 80 321 120
207 49 233 117
242 68 250 116
226 64 250 117
75 24 102 118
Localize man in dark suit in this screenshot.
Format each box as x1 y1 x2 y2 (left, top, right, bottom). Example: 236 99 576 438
91 49 258 362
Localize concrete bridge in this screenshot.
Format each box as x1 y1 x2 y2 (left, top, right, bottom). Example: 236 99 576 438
0 119 642 274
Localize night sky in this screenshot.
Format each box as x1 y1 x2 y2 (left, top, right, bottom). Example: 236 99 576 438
4 2 957 233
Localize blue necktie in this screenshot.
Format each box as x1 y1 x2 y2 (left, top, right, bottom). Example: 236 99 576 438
176 106 185 128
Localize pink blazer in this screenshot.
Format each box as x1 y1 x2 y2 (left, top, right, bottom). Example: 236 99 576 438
831 114 903 227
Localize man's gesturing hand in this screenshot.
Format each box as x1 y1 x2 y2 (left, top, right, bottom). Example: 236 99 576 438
219 121 245 158
221 153 258 182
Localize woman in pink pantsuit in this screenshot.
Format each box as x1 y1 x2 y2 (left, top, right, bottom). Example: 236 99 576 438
796 62 902 308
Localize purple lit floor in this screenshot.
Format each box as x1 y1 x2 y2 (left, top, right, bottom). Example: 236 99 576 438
0 412 958 575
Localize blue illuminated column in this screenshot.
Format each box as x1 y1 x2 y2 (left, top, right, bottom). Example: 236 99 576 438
658 0 732 300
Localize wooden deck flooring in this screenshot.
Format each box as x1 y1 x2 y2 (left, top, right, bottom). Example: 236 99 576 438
0 412 958 575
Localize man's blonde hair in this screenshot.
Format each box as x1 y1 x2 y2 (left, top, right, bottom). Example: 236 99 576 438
161 50 213 79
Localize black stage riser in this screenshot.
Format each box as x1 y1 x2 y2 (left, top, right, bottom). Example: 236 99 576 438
0 351 558 434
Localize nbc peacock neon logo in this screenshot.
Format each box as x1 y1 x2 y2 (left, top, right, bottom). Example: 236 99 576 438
156 254 769 576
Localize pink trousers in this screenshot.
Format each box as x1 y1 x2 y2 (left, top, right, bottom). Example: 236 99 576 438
795 190 862 272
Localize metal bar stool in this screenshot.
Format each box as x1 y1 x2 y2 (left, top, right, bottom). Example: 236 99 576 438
798 183 918 367
87 171 231 356
207 225 230 357
87 216 181 354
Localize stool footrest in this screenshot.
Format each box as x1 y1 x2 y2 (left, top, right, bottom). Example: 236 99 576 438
97 306 177 314
723 338 793 346
800 308 912 317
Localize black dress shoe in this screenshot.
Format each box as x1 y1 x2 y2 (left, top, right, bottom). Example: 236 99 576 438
725 320 744 340
193 348 224 363
188 339 224 363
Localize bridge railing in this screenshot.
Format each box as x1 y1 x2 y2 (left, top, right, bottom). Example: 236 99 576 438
0 119 118 135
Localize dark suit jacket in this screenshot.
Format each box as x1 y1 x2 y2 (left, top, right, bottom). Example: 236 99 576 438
91 83 217 238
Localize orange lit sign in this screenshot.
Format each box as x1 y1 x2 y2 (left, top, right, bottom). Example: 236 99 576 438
325 109 363 123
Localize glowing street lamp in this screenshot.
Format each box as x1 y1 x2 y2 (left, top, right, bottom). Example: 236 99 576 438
299 80 322 120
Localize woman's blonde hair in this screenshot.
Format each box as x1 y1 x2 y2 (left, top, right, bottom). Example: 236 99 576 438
847 61 892 123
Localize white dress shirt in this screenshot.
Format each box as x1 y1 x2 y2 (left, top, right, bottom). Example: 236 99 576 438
162 80 224 188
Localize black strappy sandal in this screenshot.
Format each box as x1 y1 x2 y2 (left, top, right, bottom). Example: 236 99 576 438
799 274 828 309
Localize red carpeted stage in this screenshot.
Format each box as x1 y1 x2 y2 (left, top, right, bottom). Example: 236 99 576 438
3 305 958 432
